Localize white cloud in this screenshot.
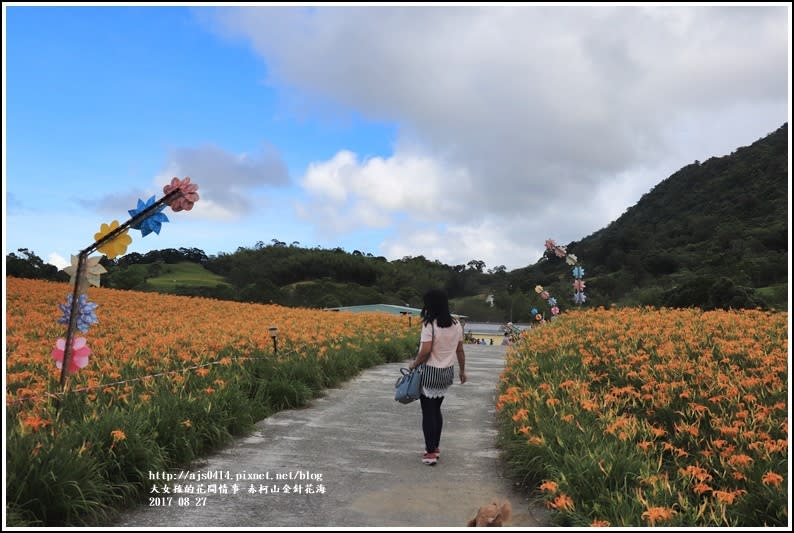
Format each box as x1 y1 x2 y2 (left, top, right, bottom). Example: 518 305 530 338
213 5 789 268
297 148 473 233
302 150 356 203
184 197 242 222
381 218 544 271
47 252 70 270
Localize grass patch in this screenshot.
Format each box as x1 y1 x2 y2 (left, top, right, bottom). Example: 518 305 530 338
146 262 230 289
755 283 788 311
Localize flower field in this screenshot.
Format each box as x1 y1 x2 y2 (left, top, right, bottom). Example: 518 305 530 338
497 307 788 527
5 277 417 526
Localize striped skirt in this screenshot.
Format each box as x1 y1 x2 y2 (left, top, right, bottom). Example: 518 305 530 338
421 364 455 398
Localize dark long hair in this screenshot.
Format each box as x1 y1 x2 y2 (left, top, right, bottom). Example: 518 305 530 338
421 288 454 328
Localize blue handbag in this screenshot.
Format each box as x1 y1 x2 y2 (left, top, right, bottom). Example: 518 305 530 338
395 324 433 404
395 365 423 404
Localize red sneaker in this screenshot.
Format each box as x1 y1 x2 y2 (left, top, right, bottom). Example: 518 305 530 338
422 451 438 465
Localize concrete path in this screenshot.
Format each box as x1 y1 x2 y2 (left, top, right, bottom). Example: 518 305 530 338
115 345 551 528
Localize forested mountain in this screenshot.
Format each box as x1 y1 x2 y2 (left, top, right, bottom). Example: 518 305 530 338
508 123 788 311
7 124 788 317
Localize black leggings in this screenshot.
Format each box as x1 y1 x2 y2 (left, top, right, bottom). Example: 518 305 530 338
420 395 445 452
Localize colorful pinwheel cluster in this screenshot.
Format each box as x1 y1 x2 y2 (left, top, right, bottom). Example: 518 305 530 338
53 177 200 377
533 284 559 322
544 239 578 267
572 265 586 304
53 256 103 375
502 321 522 343
528 239 586 323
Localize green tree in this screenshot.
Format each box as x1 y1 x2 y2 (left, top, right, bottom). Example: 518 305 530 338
6 249 67 281
105 267 147 290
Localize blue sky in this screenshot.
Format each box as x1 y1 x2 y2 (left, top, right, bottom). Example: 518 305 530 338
4 4 791 272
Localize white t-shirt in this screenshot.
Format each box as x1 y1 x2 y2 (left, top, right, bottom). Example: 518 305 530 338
420 319 463 368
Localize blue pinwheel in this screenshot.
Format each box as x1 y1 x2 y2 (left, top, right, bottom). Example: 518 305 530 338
58 293 99 333
573 291 587 305
129 196 169 237
572 266 585 279
547 297 557 307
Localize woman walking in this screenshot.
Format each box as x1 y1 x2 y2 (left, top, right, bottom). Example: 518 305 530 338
408 289 466 465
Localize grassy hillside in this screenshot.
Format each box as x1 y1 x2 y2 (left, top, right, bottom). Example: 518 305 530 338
146 262 231 289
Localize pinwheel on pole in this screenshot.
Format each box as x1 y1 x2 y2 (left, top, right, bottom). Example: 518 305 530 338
529 238 588 323
54 178 200 399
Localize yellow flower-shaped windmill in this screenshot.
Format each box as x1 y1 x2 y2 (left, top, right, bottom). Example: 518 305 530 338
94 220 133 259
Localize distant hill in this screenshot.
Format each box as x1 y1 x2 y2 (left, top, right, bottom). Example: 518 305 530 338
510 123 788 310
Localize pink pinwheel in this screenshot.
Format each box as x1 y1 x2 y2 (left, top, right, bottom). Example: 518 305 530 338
52 337 91 374
573 279 586 291
540 291 550 300
551 306 560 315
163 177 200 212
554 246 567 258
544 239 557 252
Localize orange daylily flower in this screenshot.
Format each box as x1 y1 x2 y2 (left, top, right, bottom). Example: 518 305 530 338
548 493 574 511
693 483 712 495
20 414 49 432
512 409 529 421
761 471 783 487
713 489 746 505
727 454 753 468
641 506 677 526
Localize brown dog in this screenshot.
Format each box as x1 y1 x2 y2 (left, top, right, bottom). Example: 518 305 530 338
467 501 512 526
